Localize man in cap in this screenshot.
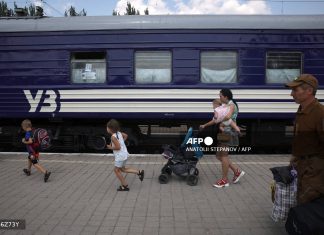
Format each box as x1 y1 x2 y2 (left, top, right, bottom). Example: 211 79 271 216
286 74 324 204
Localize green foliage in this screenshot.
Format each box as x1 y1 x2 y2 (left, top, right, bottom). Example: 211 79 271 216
0 1 10 16
112 1 149 16
0 1 15 16
79 8 86 16
28 4 36 16
0 1 43 17
64 6 87 16
125 2 136 15
35 6 43 17
144 7 149 15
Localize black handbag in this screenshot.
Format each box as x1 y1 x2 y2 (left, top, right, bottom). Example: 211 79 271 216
286 197 324 235
270 166 295 184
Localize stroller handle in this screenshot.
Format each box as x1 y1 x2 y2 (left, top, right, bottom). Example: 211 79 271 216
180 127 204 159
181 127 201 148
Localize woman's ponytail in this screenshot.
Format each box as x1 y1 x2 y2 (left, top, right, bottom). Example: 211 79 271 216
220 88 239 111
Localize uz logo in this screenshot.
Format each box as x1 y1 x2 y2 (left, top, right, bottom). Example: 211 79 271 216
24 90 58 112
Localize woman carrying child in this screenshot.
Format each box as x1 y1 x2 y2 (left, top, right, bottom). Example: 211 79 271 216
201 88 245 188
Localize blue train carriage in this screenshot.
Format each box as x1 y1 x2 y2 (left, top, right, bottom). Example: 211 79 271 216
0 15 323 151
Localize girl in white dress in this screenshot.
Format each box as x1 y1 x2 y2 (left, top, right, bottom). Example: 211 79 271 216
107 119 144 191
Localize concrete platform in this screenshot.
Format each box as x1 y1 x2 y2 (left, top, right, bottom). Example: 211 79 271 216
0 153 289 235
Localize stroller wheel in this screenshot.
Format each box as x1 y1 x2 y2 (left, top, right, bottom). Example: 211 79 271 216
159 174 169 184
186 175 198 186
161 165 172 175
194 168 199 176
165 167 172 175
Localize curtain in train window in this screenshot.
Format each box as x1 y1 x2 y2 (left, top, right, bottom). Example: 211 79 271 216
71 52 106 83
266 52 302 83
135 51 172 84
201 51 237 83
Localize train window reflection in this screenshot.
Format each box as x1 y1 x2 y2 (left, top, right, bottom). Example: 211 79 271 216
71 52 106 84
201 51 237 83
266 52 302 83
135 51 172 84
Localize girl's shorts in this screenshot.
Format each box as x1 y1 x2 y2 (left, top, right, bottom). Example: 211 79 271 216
28 155 39 164
115 159 127 168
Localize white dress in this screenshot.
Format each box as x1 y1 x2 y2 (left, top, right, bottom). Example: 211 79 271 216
112 132 128 161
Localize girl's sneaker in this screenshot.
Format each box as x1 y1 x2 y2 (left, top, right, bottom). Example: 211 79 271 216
233 169 245 184
213 178 229 188
138 170 144 181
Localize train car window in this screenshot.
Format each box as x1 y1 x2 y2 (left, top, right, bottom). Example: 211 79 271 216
71 52 106 83
266 52 302 83
201 51 237 83
135 51 172 84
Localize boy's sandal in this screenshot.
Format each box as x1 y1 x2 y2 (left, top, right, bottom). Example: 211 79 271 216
117 185 129 191
138 170 144 181
44 171 51 182
23 169 31 176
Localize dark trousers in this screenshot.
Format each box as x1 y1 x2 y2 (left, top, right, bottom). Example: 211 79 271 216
296 156 324 204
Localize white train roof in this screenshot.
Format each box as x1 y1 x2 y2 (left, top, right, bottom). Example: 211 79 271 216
0 15 324 32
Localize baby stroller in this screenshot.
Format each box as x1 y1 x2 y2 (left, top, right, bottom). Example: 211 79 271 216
159 127 204 186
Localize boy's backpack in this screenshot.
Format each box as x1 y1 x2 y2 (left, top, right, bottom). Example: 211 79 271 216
32 128 51 150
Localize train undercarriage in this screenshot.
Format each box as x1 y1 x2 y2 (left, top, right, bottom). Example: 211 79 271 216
0 118 293 154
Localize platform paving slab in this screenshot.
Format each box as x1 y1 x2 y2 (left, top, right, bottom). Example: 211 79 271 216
0 153 289 235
